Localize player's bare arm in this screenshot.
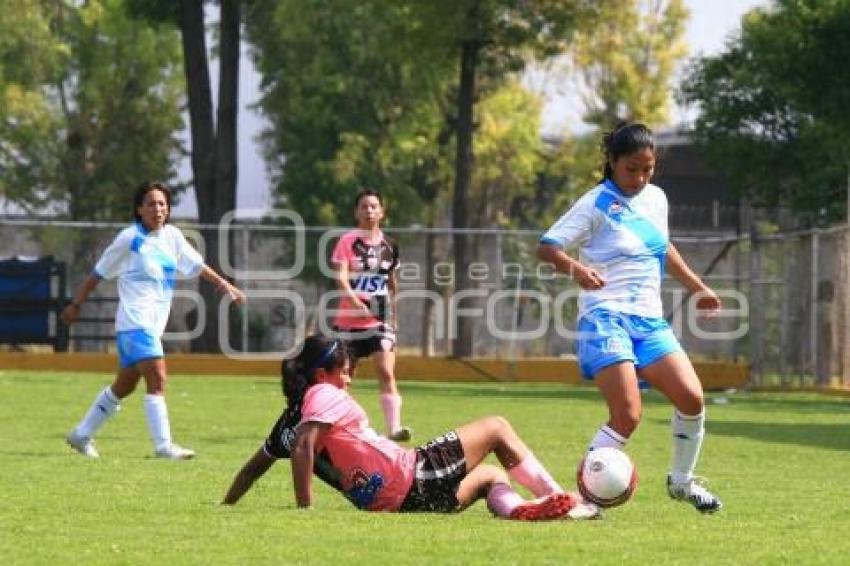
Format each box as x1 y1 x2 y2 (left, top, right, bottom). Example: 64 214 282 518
60 274 101 325
666 244 721 311
200 266 246 305
387 270 398 330
335 261 371 316
537 243 605 290
291 422 326 508
222 447 276 505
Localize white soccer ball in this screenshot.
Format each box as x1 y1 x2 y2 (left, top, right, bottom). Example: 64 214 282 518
577 447 638 508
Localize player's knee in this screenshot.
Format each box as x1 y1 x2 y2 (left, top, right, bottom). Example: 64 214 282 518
376 365 394 383
679 393 704 416
483 415 512 438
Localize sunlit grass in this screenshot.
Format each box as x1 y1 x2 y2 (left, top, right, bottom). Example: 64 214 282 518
1 370 848 565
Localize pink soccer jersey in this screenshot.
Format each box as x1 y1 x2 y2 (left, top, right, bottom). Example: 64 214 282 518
299 383 415 511
331 229 398 330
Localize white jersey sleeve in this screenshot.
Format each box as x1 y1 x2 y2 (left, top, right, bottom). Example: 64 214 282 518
171 226 204 277
94 227 136 280
539 188 601 250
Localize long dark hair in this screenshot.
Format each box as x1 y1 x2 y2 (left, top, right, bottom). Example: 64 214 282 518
132 181 172 223
601 122 656 180
281 334 349 409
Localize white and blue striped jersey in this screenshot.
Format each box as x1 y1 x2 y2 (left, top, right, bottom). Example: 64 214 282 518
94 222 204 336
540 179 669 318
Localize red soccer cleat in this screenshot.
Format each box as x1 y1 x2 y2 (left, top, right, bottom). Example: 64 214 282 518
509 492 578 521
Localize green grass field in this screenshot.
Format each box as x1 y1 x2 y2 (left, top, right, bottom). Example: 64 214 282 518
1 370 849 565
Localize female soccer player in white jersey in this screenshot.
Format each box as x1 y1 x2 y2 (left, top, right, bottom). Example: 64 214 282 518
538 123 723 513
330 188 410 441
61 181 245 460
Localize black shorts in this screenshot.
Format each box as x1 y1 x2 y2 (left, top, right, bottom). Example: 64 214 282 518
334 325 396 359
398 430 467 513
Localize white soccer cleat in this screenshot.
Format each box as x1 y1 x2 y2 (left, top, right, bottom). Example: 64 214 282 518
155 443 195 460
667 475 722 513
566 499 603 520
66 431 99 458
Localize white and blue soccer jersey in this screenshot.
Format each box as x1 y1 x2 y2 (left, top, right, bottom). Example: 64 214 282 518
94 222 204 336
540 179 669 319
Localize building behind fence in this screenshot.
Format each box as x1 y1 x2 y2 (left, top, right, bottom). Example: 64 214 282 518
2 214 848 389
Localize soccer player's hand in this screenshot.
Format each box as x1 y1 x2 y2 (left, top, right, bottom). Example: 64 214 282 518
694 288 722 316
573 264 605 290
60 303 81 326
354 299 372 318
219 281 246 305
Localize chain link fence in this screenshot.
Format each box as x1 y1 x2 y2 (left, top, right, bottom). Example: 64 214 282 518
2 214 847 388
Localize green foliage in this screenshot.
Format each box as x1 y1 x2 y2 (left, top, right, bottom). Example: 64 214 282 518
0 0 185 220
4 371 850 564
410 0 604 76
245 0 455 227
246 1 609 229
472 81 544 227
573 0 689 129
544 0 688 218
680 0 850 223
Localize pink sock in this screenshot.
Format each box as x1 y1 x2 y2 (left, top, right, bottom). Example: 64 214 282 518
486 482 524 518
379 393 402 434
509 453 564 497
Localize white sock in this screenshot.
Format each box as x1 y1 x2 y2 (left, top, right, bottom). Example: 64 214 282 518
588 424 628 451
509 453 563 497
670 410 705 484
143 394 172 452
75 387 121 438
486 482 525 518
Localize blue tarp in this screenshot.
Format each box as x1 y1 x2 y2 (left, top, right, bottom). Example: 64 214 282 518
0 257 53 341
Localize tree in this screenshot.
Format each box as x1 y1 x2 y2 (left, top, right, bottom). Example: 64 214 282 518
538 0 688 219
680 0 850 223
127 0 243 351
472 81 544 229
244 0 454 228
400 0 608 357
573 0 688 129
246 1 608 356
0 0 185 222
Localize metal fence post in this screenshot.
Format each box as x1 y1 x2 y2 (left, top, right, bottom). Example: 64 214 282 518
810 230 819 382
748 216 763 386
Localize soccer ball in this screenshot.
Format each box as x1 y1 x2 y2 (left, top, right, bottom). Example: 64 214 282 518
577 447 638 508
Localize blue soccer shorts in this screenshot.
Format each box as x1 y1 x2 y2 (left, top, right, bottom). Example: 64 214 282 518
576 309 682 379
116 329 164 369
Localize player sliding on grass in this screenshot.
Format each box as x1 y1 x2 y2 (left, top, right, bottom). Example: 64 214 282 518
330 188 410 441
538 123 722 513
222 334 599 521
61 181 245 460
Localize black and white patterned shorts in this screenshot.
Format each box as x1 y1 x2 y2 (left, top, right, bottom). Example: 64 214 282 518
398 430 467 513
334 325 396 359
